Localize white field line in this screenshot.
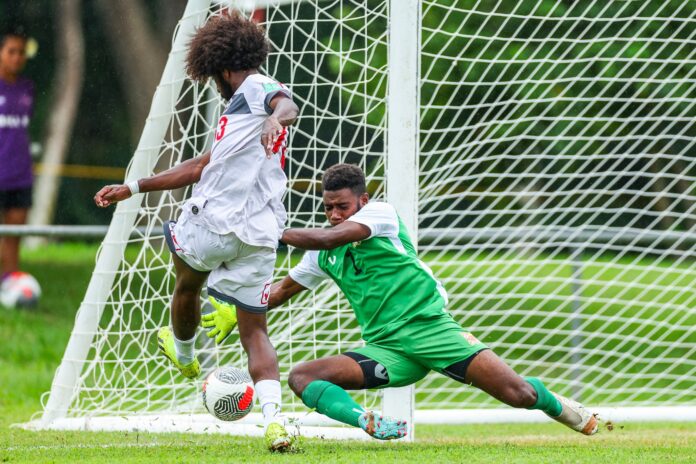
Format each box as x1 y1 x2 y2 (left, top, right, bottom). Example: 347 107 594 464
4 442 183 452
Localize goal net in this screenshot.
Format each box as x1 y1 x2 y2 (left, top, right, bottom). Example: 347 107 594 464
29 0 695 438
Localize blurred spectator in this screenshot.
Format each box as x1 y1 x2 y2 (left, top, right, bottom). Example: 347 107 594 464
0 28 33 281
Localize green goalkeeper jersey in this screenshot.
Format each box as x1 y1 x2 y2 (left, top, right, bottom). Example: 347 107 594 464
289 201 448 342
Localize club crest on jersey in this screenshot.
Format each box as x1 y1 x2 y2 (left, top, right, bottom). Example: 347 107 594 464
352 241 362 248
460 332 480 345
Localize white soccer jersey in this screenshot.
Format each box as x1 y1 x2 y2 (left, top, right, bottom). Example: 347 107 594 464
180 73 292 249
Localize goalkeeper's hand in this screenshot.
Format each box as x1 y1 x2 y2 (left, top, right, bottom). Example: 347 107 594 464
201 303 237 344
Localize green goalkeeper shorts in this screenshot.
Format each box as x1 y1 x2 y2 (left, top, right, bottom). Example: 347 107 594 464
346 312 488 389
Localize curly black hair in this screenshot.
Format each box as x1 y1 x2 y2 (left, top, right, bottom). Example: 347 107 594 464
322 164 367 195
185 12 269 81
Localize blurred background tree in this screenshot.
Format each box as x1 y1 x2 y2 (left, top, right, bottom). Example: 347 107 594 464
323 0 695 233
1 0 693 235
1 0 186 228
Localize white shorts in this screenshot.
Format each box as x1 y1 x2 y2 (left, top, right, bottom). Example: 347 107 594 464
163 219 275 313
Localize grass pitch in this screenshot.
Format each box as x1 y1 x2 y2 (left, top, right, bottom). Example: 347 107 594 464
2 422 695 463
0 243 694 463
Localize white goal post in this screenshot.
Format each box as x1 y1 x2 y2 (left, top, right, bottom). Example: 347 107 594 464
25 0 696 439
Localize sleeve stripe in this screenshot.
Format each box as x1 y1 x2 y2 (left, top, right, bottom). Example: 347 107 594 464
263 89 292 114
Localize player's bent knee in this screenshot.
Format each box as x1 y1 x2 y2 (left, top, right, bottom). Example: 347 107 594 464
287 371 302 396
288 364 315 396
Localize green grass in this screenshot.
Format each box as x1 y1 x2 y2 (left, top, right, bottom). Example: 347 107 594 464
1 422 695 463
0 243 97 426
1 242 694 463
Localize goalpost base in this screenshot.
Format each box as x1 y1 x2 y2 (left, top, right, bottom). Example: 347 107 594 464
19 407 696 440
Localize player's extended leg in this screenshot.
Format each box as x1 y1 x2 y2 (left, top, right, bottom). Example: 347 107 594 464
157 252 208 379
236 308 294 451
201 241 293 452
1 207 28 277
461 349 598 435
170 252 209 338
236 309 281 412
288 355 408 440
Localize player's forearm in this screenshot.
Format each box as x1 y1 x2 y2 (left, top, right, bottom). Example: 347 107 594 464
267 282 290 309
281 228 343 250
281 222 370 250
270 98 299 127
267 277 305 309
137 152 210 193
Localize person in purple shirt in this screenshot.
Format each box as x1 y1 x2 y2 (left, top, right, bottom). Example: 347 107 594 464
0 28 34 282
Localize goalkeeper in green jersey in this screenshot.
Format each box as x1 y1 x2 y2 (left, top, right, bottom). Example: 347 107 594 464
205 163 599 440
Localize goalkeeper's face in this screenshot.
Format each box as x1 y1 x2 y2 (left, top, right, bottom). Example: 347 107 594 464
323 188 369 226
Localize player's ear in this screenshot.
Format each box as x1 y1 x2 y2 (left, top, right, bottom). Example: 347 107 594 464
359 192 369 207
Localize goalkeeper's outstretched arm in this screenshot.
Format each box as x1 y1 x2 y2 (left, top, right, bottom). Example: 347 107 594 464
280 221 370 250
94 151 211 207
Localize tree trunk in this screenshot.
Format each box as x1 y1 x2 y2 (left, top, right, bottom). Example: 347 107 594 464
95 0 168 144
28 0 84 231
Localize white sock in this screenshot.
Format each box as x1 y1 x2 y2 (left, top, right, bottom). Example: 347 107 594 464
173 333 195 364
255 379 282 428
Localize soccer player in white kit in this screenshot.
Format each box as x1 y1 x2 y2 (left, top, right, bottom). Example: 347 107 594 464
94 13 299 452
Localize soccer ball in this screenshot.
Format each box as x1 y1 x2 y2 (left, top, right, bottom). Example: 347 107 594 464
0 272 41 309
202 367 255 421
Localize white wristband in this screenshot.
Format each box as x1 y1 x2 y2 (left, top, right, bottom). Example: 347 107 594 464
126 180 140 195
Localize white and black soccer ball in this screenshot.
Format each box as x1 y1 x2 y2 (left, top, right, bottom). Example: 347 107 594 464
202 367 255 421
0 272 41 309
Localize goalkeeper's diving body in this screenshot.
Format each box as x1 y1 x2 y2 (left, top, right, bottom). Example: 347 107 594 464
94 13 299 451
270 164 598 439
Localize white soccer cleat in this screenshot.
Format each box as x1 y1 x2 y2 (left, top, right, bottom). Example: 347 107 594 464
548 392 599 435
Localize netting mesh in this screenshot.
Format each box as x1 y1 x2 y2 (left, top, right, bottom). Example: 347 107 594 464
44 0 694 421
417 0 695 408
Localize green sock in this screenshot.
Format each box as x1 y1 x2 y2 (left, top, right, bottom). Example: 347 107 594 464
525 377 562 417
301 380 365 427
